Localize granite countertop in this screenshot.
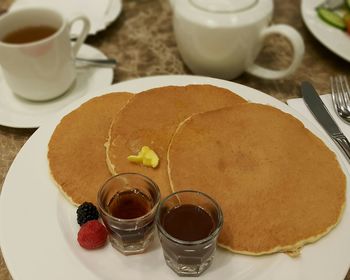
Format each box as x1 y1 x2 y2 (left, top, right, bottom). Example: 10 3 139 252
0 0 349 279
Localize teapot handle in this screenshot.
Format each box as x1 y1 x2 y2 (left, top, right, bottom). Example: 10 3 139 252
246 24 305 80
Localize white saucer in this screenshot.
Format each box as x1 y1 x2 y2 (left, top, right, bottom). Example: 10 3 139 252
10 0 123 36
0 44 113 128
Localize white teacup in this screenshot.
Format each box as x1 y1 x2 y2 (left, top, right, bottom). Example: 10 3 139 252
0 8 90 101
171 0 305 80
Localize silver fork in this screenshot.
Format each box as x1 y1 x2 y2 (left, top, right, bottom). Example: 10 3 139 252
331 75 350 124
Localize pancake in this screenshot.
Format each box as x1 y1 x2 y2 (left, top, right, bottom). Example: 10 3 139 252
48 92 133 206
168 104 346 255
106 85 246 197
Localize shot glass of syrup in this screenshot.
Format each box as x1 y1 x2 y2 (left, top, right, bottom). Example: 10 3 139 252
156 190 223 276
97 173 160 255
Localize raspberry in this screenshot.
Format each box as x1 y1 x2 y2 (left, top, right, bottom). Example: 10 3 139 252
77 220 108 249
77 202 99 226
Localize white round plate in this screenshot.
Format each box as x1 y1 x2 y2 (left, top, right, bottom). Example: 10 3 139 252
1 75 350 280
0 44 113 128
9 0 122 36
301 0 350 62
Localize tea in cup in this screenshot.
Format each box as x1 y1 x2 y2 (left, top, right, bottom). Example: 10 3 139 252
171 0 305 80
0 7 90 101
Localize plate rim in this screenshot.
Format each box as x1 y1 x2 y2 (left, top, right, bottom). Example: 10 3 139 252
1 74 350 280
301 0 350 62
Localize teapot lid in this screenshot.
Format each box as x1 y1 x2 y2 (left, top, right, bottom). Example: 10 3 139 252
173 0 272 27
190 0 257 13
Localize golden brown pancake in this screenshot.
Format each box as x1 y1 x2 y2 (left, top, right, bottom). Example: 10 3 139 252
168 104 346 255
48 92 133 206
106 85 246 197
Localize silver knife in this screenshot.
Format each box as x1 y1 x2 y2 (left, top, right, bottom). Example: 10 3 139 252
301 81 350 163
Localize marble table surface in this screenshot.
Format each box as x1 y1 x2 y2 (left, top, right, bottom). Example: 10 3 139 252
0 0 349 279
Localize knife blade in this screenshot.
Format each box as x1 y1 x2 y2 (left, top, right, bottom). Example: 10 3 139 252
301 81 350 163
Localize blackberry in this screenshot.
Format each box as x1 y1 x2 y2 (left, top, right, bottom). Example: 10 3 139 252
77 202 100 226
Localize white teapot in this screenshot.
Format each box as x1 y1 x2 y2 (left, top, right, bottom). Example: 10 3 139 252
170 0 305 80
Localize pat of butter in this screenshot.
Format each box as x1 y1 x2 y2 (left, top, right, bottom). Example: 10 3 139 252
127 146 159 168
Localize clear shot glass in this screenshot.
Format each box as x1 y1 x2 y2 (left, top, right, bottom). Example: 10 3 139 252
156 190 223 276
97 173 160 255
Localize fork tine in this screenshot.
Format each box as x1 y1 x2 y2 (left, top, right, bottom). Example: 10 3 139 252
341 76 350 110
337 76 350 113
343 76 350 93
330 75 350 123
335 76 346 109
331 76 339 111
331 76 343 110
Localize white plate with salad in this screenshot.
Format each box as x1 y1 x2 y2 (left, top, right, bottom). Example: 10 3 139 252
301 0 350 62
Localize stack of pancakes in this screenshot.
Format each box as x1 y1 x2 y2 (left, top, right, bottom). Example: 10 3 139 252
47 84 346 256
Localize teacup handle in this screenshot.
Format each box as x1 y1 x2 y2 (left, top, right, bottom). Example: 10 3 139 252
67 15 90 56
246 24 305 80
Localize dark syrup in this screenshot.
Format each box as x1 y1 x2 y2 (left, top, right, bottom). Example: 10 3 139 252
107 189 154 243
108 189 153 219
162 204 215 241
